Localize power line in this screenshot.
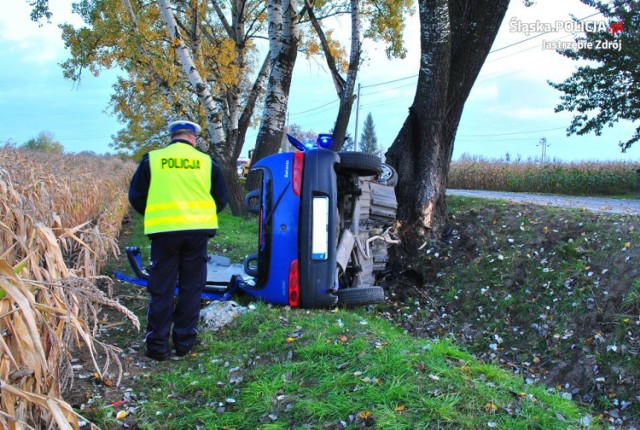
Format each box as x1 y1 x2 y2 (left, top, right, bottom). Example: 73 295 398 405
458 126 566 138
289 99 338 116
287 12 603 131
361 74 418 89
361 81 416 97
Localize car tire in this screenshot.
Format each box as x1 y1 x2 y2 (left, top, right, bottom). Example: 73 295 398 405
336 286 385 307
338 152 382 176
243 253 259 277
380 163 398 186
244 189 261 215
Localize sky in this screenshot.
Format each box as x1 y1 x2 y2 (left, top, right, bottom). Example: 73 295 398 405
0 0 637 163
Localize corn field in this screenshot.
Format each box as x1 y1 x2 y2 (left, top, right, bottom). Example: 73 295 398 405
448 157 639 196
0 146 139 429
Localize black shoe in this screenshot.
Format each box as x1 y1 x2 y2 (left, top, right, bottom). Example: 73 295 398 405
175 349 191 357
145 349 171 361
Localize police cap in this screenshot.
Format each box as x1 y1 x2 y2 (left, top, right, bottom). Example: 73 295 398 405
168 120 202 135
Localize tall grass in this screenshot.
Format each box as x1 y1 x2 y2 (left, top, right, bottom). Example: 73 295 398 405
448 156 638 196
0 147 138 429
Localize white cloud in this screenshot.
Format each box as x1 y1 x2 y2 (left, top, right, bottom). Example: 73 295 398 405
0 1 81 64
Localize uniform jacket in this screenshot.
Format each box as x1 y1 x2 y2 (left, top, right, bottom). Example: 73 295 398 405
128 139 229 237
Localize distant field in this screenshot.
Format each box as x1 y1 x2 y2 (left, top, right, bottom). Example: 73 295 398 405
448 157 639 196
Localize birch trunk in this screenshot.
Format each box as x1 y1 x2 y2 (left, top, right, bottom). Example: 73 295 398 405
246 0 300 192
156 0 225 145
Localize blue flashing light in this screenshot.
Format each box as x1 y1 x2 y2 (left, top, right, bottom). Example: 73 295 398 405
303 139 316 149
317 134 333 149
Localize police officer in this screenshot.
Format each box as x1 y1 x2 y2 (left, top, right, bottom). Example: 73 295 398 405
128 120 228 361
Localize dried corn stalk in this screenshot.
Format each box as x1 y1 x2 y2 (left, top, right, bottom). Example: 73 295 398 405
0 147 138 429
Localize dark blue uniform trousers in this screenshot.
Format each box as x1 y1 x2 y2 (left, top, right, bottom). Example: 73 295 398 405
145 234 209 356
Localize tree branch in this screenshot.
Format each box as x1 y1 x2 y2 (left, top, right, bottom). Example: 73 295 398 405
211 0 235 38
305 0 346 95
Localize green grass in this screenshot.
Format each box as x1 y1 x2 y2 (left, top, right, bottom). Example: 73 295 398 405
100 200 624 428
131 304 598 429
211 210 259 262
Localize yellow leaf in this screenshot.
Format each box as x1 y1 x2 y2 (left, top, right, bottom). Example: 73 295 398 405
624 242 631 248
359 410 372 419
483 402 497 413
285 337 296 343
116 410 128 419
395 404 406 412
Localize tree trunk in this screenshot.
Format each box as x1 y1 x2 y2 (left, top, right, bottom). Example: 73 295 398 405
386 0 510 251
330 0 361 150
246 0 299 191
306 0 361 151
217 159 246 216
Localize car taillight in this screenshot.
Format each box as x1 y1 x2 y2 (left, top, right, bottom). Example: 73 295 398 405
292 152 304 196
288 259 300 307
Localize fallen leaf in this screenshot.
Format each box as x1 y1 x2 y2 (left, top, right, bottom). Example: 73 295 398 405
359 410 372 419
483 402 497 413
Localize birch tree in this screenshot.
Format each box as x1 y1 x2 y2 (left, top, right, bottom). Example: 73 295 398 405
48 0 271 215
386 0 511 250
245 0 301 191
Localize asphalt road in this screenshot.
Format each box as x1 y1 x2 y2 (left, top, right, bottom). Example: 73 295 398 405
446 189 640 215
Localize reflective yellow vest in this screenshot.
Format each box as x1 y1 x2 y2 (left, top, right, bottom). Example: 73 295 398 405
145 143 218 235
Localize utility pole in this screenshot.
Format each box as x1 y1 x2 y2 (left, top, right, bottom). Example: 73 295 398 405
538 137 549 164
354 83 361 151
